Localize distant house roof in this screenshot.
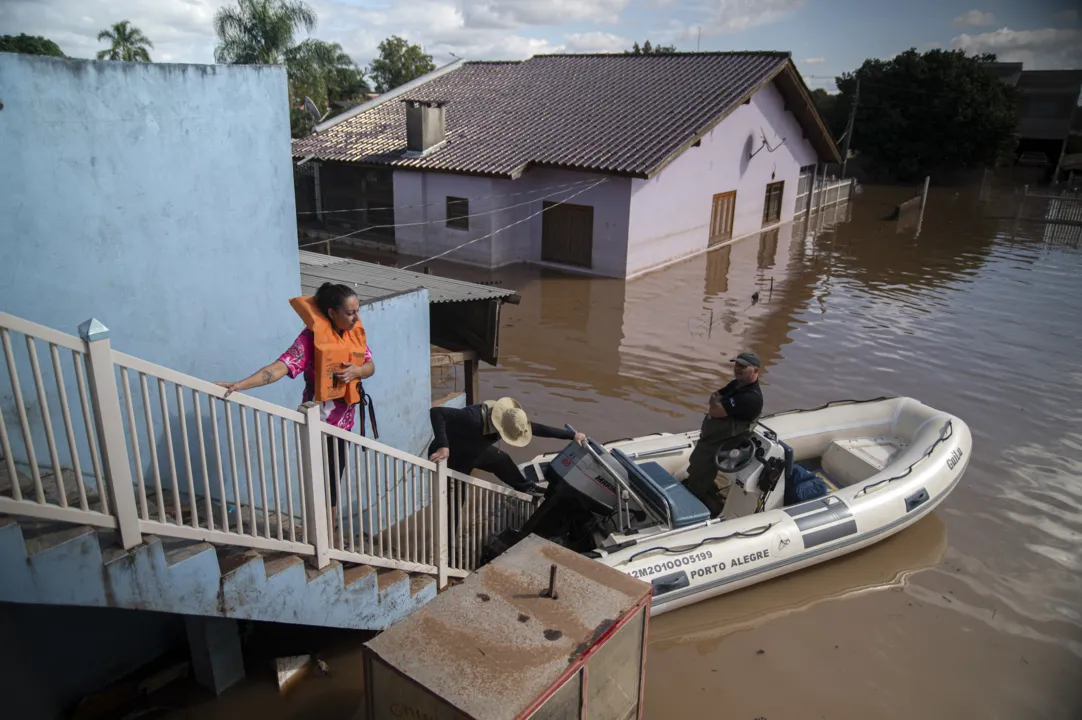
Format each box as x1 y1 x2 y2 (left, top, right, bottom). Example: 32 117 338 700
292 52 841 179
984 62 1023 87
298 250 516 304
1015 70 1082 141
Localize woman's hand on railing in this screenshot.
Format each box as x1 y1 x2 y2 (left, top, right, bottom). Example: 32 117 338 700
429 447 450 463
214 381 242 398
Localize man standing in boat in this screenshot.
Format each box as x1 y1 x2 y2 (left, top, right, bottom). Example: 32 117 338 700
684 351 764 516
429 397 587 492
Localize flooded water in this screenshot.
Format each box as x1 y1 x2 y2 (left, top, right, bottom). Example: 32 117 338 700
170 187 1082 719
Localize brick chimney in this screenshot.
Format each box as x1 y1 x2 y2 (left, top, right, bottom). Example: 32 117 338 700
404 100 446 155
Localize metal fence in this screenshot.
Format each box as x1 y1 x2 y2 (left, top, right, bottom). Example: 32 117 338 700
0 311 536 586
1012 185 1082 227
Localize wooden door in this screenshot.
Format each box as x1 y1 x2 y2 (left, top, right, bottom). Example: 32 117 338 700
542 202 594 268
709 191 736 246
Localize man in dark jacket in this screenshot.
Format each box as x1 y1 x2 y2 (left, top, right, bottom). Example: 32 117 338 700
428 397 587 492
685 351 764 516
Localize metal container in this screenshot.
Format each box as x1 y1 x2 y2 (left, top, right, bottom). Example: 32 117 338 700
362 534 652 720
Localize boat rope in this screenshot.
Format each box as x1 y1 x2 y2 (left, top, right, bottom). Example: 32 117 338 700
628 522 774 563
855 419 954 497
763 395 898 419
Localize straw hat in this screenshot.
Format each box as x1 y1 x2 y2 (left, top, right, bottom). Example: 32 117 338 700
484 397 533 447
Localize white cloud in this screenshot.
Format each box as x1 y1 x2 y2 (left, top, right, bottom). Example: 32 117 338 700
564 31 630 53
459 0 629 29
920 41 943 49
802 56 825 64
951 27 1082 70
0 0 225 63
700 0 805 35
0 0 577 67
1053 9 1079 25
953 10 995 28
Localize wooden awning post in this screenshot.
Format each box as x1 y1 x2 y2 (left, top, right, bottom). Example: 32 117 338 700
465 358 479 406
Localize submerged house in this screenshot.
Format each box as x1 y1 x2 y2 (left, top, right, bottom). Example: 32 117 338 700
292 52 840 279
986 62 1082 179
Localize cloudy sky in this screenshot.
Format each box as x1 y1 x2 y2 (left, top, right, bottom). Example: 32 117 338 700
2 0 1080 88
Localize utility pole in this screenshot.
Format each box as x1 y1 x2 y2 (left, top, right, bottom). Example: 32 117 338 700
841 77 859 179
696 26 701 51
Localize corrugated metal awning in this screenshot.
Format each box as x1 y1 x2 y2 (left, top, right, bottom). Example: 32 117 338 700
298 250 515 304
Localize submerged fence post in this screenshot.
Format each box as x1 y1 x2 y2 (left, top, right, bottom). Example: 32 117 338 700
1015 185 1028 221
79 319 140 550
300 402 330 569
435 460 449 589
916 176 931 236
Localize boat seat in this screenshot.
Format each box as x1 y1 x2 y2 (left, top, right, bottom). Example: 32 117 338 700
633 461 712 529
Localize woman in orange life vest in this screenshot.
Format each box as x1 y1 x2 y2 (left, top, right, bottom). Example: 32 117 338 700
215 282 375 519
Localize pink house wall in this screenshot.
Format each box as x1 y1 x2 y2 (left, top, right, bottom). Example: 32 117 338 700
626 82 818 277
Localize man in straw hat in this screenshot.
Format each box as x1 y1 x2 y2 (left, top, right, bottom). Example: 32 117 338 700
429 397 587 492
684 351 764 517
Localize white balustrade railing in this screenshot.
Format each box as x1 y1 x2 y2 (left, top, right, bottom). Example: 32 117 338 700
446 468 536 575
0 311 538 587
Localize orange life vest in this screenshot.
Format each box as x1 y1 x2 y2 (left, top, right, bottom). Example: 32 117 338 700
289 295 367 405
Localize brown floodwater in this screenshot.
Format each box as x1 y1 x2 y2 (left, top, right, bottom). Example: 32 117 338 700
167 187 1082 719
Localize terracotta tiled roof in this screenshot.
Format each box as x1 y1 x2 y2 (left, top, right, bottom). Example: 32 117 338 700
292 52 839 178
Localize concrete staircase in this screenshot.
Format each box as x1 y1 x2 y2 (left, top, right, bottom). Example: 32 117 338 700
0 516 436 630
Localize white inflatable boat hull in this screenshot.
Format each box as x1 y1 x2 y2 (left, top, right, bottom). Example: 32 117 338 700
522 397 971 616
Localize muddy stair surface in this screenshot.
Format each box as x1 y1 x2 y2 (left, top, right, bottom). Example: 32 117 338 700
0 517 436 630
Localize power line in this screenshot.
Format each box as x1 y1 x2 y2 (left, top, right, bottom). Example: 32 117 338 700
297 178 597 215
400 178 609 270
297 181 596 249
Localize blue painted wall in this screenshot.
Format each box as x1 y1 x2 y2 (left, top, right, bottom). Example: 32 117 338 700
0 54 300 409
352 289 432 458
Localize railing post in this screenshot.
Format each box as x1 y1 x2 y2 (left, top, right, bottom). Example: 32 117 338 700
435 460 449 589
78 319 141 550
299 402 330 569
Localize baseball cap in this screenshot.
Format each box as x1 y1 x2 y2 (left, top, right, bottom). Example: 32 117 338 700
732 351 761 368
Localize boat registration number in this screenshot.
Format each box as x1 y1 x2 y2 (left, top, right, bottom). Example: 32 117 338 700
629 550 713 579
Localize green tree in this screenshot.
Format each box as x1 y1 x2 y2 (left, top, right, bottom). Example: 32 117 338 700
0 33 65 57
287 39 370 135
626 40 677 54
96 21 154 62
213 0 316 64
369 35 435 93
831 48 1016 180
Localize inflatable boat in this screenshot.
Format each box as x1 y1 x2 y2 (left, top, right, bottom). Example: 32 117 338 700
493 397 971 616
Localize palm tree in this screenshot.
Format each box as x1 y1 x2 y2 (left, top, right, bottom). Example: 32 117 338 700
213 0 317 65
96 21 153 62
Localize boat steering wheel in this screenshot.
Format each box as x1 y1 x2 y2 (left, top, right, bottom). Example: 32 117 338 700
715 436 756 474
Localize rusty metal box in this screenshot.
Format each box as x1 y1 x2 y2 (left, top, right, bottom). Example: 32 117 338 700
362 534 652 720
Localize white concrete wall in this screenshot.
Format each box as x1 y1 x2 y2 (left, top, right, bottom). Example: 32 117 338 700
393 168 632 277
626 81 819 277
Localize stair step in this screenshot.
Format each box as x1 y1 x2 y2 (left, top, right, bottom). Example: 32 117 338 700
22 523 95 556
262 552 304 580
377 569 408 591
343 564 377 588
164 540 214 567
216 547 262 578
304 560 341 583
409 575 435 597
